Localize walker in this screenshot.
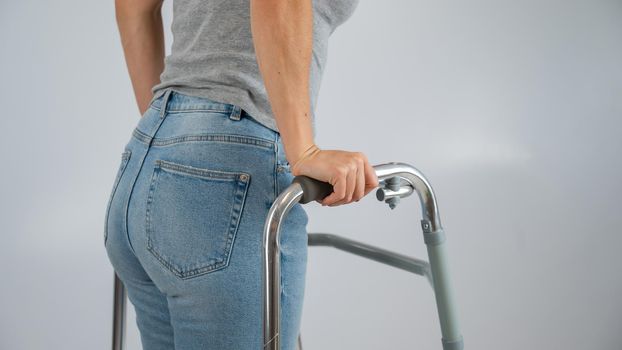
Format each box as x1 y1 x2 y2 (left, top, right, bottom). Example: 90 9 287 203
111 161 464 350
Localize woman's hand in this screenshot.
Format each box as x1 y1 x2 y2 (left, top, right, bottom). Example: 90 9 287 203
290 145 380 206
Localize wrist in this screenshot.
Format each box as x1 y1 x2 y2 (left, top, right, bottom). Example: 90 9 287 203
284 138 316 164
289 143 321 170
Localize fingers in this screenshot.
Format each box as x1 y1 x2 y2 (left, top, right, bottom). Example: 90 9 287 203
350 154 364 202
354 156 365 201
328 163 357 206
320 168 346 206
363 155 379 196
316 151 378 207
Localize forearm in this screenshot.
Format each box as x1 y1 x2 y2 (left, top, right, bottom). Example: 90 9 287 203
250 0 315 165
115 0 165 116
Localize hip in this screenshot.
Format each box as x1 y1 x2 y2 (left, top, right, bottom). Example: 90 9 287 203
104 89 307 269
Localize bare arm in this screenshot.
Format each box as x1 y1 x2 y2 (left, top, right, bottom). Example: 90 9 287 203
115 0 165 116
250 0 315 166
250 0 379 206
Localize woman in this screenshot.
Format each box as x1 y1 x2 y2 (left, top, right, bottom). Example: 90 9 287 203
105 0 379 349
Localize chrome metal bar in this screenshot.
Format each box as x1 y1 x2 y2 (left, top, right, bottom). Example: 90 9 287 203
373 162 442 232
307 232 432 285
263 162 463 350
263 182 305 350
112 273 126 350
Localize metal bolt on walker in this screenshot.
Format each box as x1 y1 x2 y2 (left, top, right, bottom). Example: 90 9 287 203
375 175 413 209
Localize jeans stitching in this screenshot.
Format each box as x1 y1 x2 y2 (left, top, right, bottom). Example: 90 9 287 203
104 149 131 246
274 133 279 202
151 107 231 114
156 159 247 180
152 134 273 149
145 159 251 279
131 128 275 150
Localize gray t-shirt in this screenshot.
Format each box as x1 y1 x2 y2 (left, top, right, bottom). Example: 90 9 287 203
150 0 360 135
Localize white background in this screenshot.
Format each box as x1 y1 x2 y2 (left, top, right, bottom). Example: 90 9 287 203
1 0 621 349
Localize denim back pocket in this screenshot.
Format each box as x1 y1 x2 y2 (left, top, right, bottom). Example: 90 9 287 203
145 159 251 279
104 149 132 245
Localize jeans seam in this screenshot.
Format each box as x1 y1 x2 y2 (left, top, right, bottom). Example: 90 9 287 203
104 150 132 246
131 128 275 150
150 106 231 114
274 133 278 201
151 134 274 149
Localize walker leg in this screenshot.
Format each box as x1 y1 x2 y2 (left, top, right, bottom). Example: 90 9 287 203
422 222 464 350
112 273 126 350
297 333 303 350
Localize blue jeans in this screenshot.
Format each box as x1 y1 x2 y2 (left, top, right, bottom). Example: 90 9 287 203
104 89 309 350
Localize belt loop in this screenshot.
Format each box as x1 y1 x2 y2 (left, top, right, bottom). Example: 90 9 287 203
229 105 242 121
159 89 174 120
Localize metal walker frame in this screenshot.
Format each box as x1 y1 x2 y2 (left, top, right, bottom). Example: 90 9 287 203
111 161 464 350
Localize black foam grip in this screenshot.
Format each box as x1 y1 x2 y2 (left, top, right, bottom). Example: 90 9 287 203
291 175 334 204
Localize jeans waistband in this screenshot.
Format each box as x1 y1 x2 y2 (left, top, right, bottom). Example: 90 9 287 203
137 89 287 164
150 89 250 121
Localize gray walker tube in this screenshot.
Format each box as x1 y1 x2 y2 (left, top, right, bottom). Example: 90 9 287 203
111 161 464 350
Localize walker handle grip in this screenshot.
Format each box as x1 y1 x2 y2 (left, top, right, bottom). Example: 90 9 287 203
292 175 334 204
